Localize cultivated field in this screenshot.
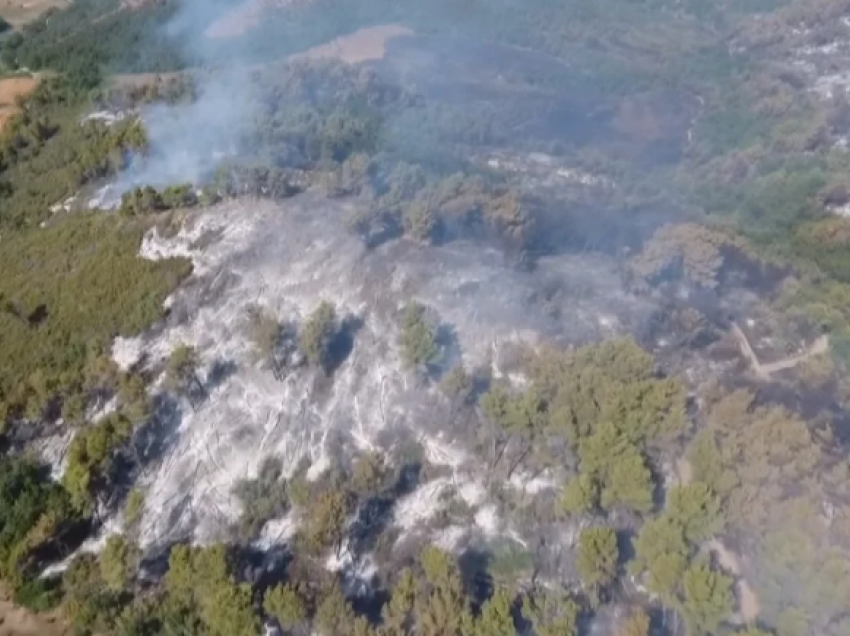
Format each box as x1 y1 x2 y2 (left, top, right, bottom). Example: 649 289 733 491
0 0 69 28
290 24 414 64
0 75 38 130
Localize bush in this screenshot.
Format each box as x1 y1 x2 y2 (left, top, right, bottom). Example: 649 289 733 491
399 302 439 369
299 301 337 370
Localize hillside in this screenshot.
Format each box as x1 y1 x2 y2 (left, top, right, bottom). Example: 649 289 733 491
0 1 850 636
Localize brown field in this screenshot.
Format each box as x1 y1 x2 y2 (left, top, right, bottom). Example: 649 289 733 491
290 24 414 65
0 75 38 130
0 0 70 28
0 587 69 636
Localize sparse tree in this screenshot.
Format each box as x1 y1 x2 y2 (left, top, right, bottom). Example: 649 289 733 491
381 568 416 636
630 516 689 601
164 344 203 409
470 587 516 636
521 588 579 636
352 451 386 497
315 581 356 636
100 534 139 592
617 608 651 636
264 583 308 631
399 302 439 370
402 200 437 243
232 456 289 540
415 547 470 636
666 483 724 544
123 487 145 537
301 488 350 557
561 473 599 516
577 527 619 604
246 305 284 378
440 364 475 405
299 302 338 371
678 561 735 636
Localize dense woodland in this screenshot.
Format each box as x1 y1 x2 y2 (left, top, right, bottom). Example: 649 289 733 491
2 0 850 635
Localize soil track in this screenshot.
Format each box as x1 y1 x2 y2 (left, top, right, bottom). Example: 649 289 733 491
731 322 829 379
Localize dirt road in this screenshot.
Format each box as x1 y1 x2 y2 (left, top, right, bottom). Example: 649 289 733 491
730 322 829 380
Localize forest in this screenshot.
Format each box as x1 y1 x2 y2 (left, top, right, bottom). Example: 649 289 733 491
1 0 850 635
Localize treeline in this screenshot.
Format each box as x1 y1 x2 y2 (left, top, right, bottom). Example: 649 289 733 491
0 0 185 84
0 76 149 230
0 336 794 636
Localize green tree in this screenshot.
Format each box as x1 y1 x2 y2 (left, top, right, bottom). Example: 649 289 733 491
617 608 651 636
600 452 654 514
381 568 416 636
100 535 139 592
678 561 735 635
164 344 203 409
577 527 619 602
561 473 599 515
440 365 474 405
232 456 289 540
264 584 308 630
631 516 689 600
402 200 437 243
415 547 470 636
246 305 283 372
352 451 387 497
299 301 338 371
315 581 356 636
578 422 654 514
301 488 350 556
399 302 439 370
470 587 516 636
164 544 259 636
63 412 132 512
520 588 579 636
666 483 724 544
123 488 145 537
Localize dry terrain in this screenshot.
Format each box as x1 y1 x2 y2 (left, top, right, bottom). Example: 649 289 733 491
290 24 414 64
0 75 38 130
0 0 69 28
0 587 68 636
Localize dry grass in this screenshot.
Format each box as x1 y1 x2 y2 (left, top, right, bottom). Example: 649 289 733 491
290 24 414 65
0 0 70 28
0 75 39 130
0 586 69 636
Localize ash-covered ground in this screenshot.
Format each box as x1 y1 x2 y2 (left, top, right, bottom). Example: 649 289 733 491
108 192 656 559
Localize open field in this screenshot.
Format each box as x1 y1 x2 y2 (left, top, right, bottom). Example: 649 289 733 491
290 24 414 64
0 0 69 28
0 587 68 636
0 74 38 129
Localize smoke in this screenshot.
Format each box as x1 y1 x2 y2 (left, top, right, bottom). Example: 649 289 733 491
112 71 252 195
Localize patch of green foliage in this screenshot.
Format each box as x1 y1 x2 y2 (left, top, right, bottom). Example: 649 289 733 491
0 213 191 425
0 77 148 230
1 0 184 80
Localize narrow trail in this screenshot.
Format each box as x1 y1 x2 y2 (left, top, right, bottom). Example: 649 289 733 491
673 458 761 624
730 322 829 379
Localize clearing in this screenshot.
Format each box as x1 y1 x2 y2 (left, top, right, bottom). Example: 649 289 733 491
0 74 38 130
289 24 414 65
0 586 68 636
0 0 69 28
